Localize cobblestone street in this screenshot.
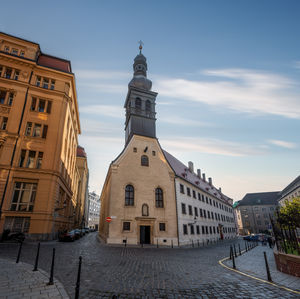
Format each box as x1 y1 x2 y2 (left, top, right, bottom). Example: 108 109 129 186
0 233 298 298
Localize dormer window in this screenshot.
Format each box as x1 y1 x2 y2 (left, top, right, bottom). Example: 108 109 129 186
20 51 25 57
11 48 18 55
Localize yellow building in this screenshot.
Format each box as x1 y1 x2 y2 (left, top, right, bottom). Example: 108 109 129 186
0 32 85 240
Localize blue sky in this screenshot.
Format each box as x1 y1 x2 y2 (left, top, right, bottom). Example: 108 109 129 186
2 1 299 200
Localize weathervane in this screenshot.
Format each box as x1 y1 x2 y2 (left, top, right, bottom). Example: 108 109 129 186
138 40 144 54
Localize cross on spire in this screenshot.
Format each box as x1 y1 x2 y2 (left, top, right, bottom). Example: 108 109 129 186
138 40 144 54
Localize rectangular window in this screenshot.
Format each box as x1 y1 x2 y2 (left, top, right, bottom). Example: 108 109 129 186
196 225 200 235
20 51 25 57
190 225 194 235
38 99 46 112
10 182 37 212
217 227 219 233
25 122 32 136
211 212 214 220
194 207 198 217
33 124 41 137
198 193 201 200
36 152 43 169
188 205 193 215
187 187 191 196
200 208 203 217
42 125 48 138
26 151 36 168
46 101 52 114
209 227 212 234
203 210 207 218
5 68 12 79
202 226 205 234
36 76 41 87
181 203 186 214
209 198 212 205
215 212 217 220
14 70 20 80
159 223 166 231
1 117 8 130
206 196 208 204
31 97 37 111
180 184 184 194
42 78 49 89
123 222 130 231
207 211 210 219
0 90 6 104
192 190 196 198
183 224 188 235
11 48 18 55
4 216 30 233
201 194 204 202
205 226 208 234
8 93 14 106
19 150 26 167
50 80 55 90
213 227 216 234
0 66 2 76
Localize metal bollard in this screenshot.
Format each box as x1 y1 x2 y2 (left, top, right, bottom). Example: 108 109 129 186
16 241 23 263
238 244 241 256
245 242 248 252
48 248 55 285
171 239 173 248
263 251 272 282
33 242 40 271
74 256 82 299
232 246 236 269
234 244 237 258
229 246 233 260
141 242 143 248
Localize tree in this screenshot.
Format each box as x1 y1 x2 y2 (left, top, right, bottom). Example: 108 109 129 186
278 197 300 229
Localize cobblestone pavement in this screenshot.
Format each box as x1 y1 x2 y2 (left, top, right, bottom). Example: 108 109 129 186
0 233 299 298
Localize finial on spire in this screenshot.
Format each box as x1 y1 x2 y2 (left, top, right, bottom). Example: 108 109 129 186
138 40 144 54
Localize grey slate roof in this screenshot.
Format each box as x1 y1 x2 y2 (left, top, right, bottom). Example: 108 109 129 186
238 192 280 206
163 150 233 205
280 175 300 198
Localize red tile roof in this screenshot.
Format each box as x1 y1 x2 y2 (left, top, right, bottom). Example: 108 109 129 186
38 54 71 73
77 146 87 158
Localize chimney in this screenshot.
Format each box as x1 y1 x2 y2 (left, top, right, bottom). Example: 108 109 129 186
208 177 212 185
202 173 206 181
197 169 201 178
188 161 194 173
219 187 222 193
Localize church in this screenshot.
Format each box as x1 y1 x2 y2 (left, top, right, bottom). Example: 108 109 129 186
99 46 236 246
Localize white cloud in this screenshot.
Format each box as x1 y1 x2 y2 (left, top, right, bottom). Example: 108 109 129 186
154 68 300 119
160 137 265 157
268 139 297 149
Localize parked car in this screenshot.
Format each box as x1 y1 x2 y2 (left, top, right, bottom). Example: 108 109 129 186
1 229 25 242
74 229 82 239
59 230 76 242
83 227 90 234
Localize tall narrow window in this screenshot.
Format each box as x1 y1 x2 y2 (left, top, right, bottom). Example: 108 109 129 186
31 97 37 111
135 98 141 110
42 125 48 138
1 117 8 130
36 152 43 169
33 124 41 137
25 122 32 136
5 68 12 79
0 91 6 104
8 93 14 106
36 76 41 87
46 101 52 114
141 155 149 166
155 188 164 208
50 80 55 90
26 151 36 168
42 78 49 89
14 70 20 80
125 185 134 206
20 51 25 57
19 150 26 167
11 48 18 55
38 99 46 112
142 203 149 216
0 66 3 77
145 100 151 116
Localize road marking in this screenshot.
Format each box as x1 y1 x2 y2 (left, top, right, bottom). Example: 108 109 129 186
218 255 300 295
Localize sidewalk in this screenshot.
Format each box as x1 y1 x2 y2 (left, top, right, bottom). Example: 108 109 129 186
224 244 300 292
0 258 69 299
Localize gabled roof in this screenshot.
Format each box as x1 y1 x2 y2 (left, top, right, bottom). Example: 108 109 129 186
280 175 300 198
238 192 280 206
163 150 233 205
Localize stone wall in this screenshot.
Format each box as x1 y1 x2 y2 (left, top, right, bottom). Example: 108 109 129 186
274 250 300 277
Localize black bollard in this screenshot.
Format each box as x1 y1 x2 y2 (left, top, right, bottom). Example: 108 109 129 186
234 244 237 258
229 245 233 260
33 242 40 271
74 256 82 299
238 244 241 256
141 242 143 248
16 241 23 263
245 242 248 252
171 239 173 248
263 251 272 282
232 247 236 269
48 248 55 285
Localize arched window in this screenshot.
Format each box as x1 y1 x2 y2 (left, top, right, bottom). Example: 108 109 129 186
141 155 149 166
135 98 141 110
145 100 151 112
125 185 134 206
155 188 164 208
142 204 149 216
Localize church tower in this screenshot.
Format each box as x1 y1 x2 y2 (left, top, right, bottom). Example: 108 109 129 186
124 44 158 145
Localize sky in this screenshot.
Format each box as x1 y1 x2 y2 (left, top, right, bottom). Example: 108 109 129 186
1 1 299 201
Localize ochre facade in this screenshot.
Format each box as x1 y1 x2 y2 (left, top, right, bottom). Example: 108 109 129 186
0 32 87 240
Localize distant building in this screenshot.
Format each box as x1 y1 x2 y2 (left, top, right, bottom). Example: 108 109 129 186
279 175 300 206
88 191 100 230
234 192 280 235
0 32 83 240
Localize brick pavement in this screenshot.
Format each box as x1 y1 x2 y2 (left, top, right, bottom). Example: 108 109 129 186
0 233 299 298
0 258 69 299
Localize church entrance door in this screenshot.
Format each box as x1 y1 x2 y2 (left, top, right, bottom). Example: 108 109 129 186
140 225 151 244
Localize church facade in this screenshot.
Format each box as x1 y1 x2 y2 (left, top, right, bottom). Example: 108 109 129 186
99 47 236 245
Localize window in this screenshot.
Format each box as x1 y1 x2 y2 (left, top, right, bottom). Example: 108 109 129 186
26 151 36 168
200 208 203 217
4 46 9 52
159 223 166 231
1 117 8 130
11 48 18 55
125 185 134 206
192 190 196 198
180 184 184 194
155 188 164 208
4 216 30 233
152 151 155 156
202 226 205 234
203 210 207 218
209 227 212 234
198 193 201 201
0 66 2 76
181 203 186 214
20 51 25 57
194 207 198 217
209 198 212 205
196 225 200 235
123 222 130 231
205 226 208 234
5 68 12 79
50 80 55 90
25 122 32 136
38 99 46 112
42 78 49 89
133 147 137 152
190 225 194 235
14 70 20 80
42 125 48 138
201 194 205 202
0 90 6 104
188 205 193 215
213 227 216 234
135 98 141 110
141 155 149 166
19 150 26 167
211 212 214 220
270 207 274 211
183 224 188 235
36 76 41 87
146 100 151 113
36 152 43 169
31 97 37 111
33 124 41 137
207 211 210 219
187 187 191 196
215 212 217 220
10 182 37 212
8 93 14 106
206 196 208 204
142 203 149 216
